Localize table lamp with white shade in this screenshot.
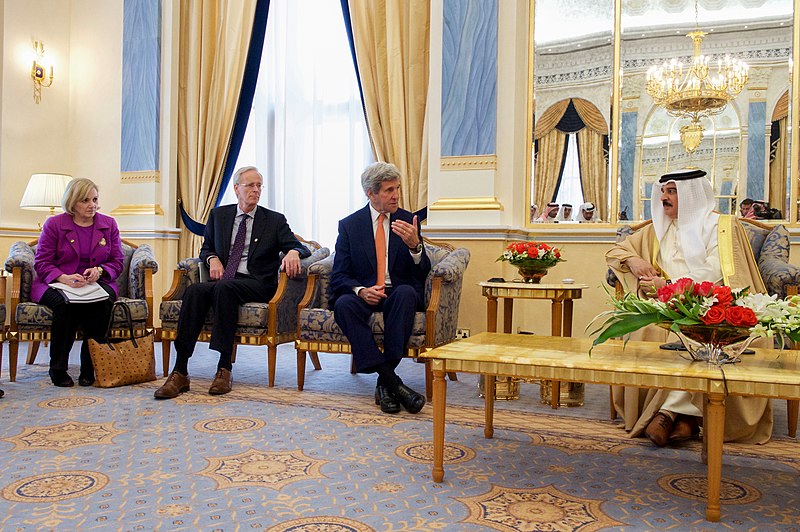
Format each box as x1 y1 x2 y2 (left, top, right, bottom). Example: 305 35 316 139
20 173 73 228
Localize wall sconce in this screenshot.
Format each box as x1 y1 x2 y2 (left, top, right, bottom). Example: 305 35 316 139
20 173 73 228
31 40 54 104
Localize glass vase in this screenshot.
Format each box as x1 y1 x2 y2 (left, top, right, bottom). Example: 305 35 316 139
660 323 756 366
517 266 548 283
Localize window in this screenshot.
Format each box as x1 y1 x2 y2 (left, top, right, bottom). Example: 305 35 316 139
224 0 373 247
553 134 584 215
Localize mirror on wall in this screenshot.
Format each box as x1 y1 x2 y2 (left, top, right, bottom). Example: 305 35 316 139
616 0 794 223
528 0 613 225
528 0 797 226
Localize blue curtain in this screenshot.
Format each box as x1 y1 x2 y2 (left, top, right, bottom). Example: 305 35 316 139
180 0 271 235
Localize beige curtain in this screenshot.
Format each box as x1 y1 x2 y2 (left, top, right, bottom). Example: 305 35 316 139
533 99 569 140
572 98 608 135
534 129 567 210
577 128 608 221
349 0 430 211
769 117 787 214
177 0 258 259
768 91 789 216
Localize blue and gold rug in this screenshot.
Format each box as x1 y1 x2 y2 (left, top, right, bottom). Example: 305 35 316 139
0 345 797 530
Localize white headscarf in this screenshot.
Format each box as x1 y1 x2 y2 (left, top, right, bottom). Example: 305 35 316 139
575 202 599 222
650 169 719 276
555 204 573 222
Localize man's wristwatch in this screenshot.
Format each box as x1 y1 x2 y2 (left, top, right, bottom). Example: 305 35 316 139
410 243 423 253
96 266 104 276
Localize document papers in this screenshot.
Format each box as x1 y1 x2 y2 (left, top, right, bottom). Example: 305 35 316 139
49 282 110 303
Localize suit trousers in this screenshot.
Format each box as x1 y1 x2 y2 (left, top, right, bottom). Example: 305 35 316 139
333 285 420 373
39 284 116 375
174 274 275 365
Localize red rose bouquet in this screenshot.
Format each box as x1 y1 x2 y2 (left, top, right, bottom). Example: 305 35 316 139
589 277 800 350
497 241 565 270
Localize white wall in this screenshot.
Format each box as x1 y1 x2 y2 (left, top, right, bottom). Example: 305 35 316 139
0 0 72 228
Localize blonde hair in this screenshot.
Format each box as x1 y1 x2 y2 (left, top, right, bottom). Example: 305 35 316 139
62 178 99 215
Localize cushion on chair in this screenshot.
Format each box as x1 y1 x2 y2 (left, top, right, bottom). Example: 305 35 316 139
298 307 427 347
741 222 770 260
15 297 149 331
159 300 270 334
757 225 793 298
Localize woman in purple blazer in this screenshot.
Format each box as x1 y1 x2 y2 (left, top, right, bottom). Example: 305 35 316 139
33 178 124 387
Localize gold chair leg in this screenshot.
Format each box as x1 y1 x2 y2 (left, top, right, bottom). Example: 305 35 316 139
8 337 19 382
232 344 238 364
447 371 458 381
310 352 322 370
267 345 277 387
425 360 432 402
26 341 40 365
350 355 356 374
296 349 307 391
788 399 799 438
161 340 171 377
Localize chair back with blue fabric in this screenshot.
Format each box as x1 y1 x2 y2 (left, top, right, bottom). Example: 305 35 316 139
295 239 471 398
4 239 158 382
158 236 329 386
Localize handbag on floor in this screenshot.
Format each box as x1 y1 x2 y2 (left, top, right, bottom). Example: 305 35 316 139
88 300 156 388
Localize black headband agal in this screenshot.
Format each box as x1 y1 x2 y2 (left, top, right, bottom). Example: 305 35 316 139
658 169 707 183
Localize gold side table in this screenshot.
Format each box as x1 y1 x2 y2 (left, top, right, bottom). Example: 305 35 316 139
479 281 589 408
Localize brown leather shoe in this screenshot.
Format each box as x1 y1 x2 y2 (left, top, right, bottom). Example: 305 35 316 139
209 368 233 395
154 371 190 399
645 412 673 447
669 415 700 442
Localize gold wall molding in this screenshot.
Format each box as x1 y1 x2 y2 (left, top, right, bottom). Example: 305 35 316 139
428 196 503 211
110 204 165 216
121 171 160 183
440 155 497 170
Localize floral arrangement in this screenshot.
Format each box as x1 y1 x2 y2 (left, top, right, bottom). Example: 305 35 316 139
497 241 565 270
589 277 800 349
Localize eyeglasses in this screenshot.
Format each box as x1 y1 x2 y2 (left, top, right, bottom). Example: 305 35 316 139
237 183 263 190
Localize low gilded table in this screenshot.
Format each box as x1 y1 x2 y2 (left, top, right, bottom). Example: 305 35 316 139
420 332 800 522
479 281 589 407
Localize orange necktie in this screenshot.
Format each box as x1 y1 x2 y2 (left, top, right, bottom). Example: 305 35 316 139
375 213 386 288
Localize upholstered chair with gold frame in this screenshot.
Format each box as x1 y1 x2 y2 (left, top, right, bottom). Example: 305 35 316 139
295 239 470 399
158 236 329 386
607 217 799 437
4 239 157 382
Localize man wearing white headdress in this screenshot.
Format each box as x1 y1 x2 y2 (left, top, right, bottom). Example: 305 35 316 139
555 204 573 222
537 202 559 223
576 202 601 223
606 169 772 447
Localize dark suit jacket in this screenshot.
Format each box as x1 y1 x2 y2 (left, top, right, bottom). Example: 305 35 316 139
330 204 431 308
199 204 310 293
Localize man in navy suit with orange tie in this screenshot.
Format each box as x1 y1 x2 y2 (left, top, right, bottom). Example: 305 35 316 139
330 162 431 414
155 166 310 399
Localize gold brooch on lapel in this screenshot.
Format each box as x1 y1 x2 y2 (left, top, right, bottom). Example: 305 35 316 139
99 238 107 246
69 239 75 243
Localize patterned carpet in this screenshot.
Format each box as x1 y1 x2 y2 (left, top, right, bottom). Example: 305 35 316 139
0 343 798 531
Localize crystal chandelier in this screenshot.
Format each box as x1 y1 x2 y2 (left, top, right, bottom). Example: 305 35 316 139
645 2 748 152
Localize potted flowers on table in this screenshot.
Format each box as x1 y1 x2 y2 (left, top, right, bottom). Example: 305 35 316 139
589 278 800 365
497 241 565 283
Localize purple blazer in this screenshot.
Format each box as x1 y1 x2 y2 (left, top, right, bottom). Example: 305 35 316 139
32 212 125 303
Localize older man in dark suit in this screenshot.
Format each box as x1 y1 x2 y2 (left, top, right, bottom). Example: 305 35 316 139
155 166 310 399
331 162 431 414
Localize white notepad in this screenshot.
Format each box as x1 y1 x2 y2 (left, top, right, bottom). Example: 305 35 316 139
49 282 110 303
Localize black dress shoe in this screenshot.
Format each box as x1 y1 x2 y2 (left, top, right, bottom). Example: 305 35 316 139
49 369 75 388
374 385 401 414
78 375 95 387
395 383 425 414
0 388 4 398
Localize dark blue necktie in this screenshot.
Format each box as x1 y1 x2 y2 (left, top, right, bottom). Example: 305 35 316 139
223 215 248 280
